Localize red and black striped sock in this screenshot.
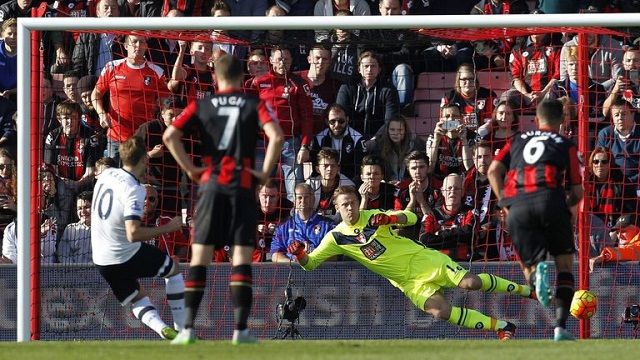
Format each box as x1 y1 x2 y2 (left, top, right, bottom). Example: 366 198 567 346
230 264 253 331
183 265 207 329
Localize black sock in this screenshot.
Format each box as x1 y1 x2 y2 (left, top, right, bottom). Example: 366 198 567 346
230 264 253 331
555 272 575 329
529 270 536 292
183 265 207 329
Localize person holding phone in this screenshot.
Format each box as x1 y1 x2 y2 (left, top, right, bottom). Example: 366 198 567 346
426 104 474 190
603 46 640 117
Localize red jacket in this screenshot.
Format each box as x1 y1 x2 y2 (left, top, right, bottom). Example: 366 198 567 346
253 72 314 145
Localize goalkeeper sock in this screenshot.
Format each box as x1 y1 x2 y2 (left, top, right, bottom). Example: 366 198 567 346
165 273 185 330
478 273 531 297
184 265 207 329
555 272 575 329
230 264 253 331
131 297 169 337
448 306 507 331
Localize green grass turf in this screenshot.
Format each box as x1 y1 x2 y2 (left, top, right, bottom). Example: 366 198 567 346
0 340 637 360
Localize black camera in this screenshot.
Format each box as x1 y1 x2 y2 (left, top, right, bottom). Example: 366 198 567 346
277 287 306 323
624 304 640 324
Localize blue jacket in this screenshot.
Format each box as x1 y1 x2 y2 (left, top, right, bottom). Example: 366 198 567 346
270 213 335 259
596 125 640 182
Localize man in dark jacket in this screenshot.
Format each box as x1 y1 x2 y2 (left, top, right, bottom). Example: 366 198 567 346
336 51 399 137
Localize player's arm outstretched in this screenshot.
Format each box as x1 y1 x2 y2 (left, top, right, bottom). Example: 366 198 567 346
288 232 341 270
125 216 183 243
368 209 417 227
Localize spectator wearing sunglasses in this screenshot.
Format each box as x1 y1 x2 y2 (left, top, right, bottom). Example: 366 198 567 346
310 103 367 180
583 147 636 256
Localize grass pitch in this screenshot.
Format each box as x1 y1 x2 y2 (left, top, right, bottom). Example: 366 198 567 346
0 340 635 360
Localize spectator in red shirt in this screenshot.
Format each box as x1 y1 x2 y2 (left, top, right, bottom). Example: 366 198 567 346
92 34 170 163
502 33 561 110
253 47 314 200
168 39 215 107
419 173 476 261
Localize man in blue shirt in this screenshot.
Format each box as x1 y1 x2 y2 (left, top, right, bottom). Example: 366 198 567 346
270 183 335 262
596 99 640 183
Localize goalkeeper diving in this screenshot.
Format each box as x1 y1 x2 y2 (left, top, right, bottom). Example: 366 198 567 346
288 186 536 340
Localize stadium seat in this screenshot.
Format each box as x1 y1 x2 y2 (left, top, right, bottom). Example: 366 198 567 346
476 71 512 93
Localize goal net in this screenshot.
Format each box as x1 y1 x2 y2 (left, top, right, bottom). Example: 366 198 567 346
7 13 640 342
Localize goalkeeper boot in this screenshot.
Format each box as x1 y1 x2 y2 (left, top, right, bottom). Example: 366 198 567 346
497 322 517 341
553 327 575 341
232 329 257 345
535 262 552 308
171 328 196 345
160 326 178 340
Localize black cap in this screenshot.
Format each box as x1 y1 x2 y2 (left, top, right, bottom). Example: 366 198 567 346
612 214 638 230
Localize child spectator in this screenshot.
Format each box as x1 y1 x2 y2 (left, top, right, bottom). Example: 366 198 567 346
44 101 101 190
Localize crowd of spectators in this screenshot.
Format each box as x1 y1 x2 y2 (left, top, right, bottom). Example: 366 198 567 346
2 0 640 267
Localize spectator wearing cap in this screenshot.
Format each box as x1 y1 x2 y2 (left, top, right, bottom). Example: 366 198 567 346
590 214 640 272
76 74 102 132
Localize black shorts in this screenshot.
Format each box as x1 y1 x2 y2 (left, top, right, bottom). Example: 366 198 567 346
96 243 175 305
506 194 576 267
193 184 256 249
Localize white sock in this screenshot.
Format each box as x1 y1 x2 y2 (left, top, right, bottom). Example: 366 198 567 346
165 274 186 330
131 296 169 337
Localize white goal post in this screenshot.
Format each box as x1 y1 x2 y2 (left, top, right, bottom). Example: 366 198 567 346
15 13 640 342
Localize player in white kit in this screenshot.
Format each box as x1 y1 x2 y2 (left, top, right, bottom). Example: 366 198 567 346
91 136 185 340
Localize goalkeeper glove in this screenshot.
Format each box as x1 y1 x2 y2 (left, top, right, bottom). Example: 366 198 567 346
287 240 306 258
368 213 398 226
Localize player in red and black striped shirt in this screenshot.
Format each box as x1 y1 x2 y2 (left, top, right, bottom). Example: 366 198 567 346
163 54 284 345
488 99 583 341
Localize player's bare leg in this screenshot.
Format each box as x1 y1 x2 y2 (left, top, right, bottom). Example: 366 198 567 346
129 287 177 340
423 292 516 340
231 245 257 345
172 244 214 345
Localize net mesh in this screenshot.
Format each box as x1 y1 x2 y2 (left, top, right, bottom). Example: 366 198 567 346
7 19 639 340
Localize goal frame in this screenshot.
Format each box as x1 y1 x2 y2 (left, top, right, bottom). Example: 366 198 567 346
16 13 640 342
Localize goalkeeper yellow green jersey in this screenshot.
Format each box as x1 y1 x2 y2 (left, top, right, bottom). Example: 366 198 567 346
301 209 425 285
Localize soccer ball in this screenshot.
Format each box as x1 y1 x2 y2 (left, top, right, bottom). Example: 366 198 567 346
570 290 597 319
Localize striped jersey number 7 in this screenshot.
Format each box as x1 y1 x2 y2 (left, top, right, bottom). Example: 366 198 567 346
217 106 240 150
